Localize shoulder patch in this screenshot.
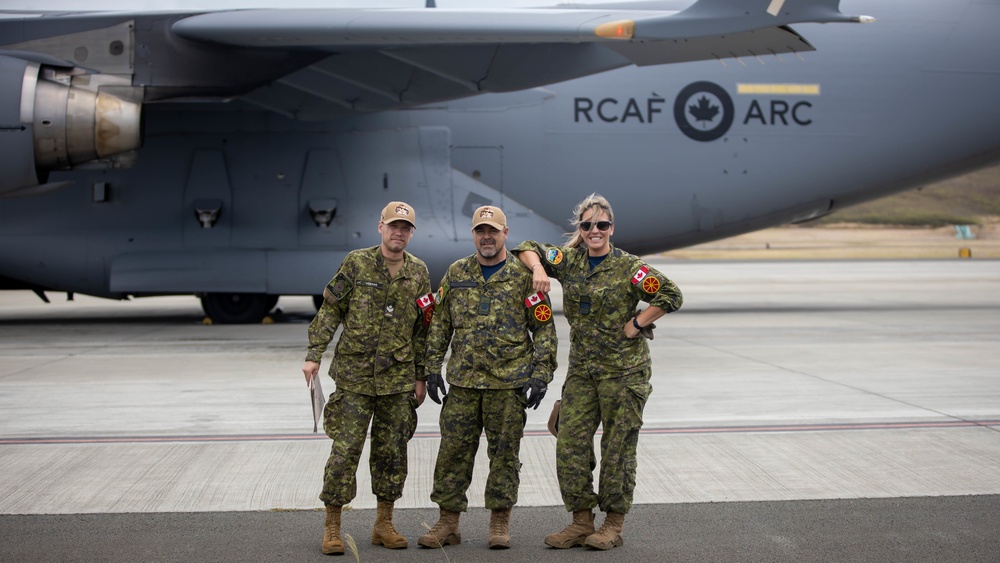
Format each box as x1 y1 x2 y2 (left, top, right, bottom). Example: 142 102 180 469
323 273 351 305
630 265 649 285
524 291 546 308
533 303 553 323
417 292 435 310
525 291 553 323
641 276 661 294
545 248 563 265
631 265 660 294
416 292 436 326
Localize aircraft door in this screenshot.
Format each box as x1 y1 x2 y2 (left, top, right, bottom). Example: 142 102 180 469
451 146 503 241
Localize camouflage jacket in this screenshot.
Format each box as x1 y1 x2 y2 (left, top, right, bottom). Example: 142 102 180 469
513 241 682 380
425 255 557 389
306 246 432 396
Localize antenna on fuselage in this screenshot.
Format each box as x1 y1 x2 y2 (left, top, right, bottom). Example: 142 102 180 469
426 0 436 7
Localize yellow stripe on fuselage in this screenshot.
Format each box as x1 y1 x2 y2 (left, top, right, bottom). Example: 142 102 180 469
737 84 821 95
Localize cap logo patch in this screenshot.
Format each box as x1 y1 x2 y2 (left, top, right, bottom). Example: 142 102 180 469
534 304 552 322
642 276 661 294
480 208 494 218
546 248 563 265
395 205 410 216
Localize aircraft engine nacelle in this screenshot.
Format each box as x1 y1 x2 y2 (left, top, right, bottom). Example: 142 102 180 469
0 54 141 197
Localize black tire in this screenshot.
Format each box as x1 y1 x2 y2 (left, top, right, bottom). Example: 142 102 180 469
200 293 278 324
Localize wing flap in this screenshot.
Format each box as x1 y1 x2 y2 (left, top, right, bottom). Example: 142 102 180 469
607 25 816 67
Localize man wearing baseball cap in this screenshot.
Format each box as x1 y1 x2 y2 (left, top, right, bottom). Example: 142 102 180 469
418 205 557 550
303 200 433 554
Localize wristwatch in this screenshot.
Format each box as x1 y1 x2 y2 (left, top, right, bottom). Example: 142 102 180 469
632 316 644 330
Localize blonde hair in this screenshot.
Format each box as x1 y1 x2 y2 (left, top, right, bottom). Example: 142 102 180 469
565 193 615 248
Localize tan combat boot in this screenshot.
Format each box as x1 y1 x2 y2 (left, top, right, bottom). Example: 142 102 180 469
585 512 625 550
543 509 595 549
322 504 345 555
372 500 408 549
417 508 461 548
488 507 512 549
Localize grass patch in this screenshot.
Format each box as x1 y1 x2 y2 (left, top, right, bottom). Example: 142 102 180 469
812 163 1000 227
820 211 981 227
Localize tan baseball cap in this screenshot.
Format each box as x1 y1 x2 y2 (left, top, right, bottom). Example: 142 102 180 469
380 201 416 227
471 205 507 230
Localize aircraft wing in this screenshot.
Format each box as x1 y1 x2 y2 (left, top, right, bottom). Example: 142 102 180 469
0 0 870 195
164 0 865 119
0 1 867 121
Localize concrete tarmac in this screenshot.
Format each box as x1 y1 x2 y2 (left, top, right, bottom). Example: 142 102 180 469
1 260 999 561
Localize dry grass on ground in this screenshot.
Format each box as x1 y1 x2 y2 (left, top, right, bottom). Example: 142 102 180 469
662 222 1000 260
814 164 1000 227
664 164 1000 260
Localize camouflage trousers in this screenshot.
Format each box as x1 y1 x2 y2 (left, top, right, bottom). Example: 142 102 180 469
320 387 418 507
556 368 651 515
430 386 527 512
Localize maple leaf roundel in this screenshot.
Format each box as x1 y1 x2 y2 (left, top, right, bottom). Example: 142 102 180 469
674 81 734 142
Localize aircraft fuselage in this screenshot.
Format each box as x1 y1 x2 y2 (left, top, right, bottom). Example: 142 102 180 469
1 0 999 321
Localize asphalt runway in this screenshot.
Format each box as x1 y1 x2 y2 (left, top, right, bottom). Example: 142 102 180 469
1 260 999 561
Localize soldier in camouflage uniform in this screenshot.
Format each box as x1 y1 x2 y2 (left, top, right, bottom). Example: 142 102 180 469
513 193 682 551
301 201 434 555
417 205 557 550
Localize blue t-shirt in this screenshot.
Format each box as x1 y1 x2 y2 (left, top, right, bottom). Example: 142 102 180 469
480 259 506 281
588 253 608 271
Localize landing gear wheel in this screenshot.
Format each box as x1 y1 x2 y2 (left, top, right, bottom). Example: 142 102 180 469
200 293 278 324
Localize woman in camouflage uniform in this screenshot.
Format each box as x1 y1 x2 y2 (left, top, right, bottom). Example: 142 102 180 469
513 193 682 551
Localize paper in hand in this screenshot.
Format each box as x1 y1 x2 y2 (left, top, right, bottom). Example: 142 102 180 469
309 375 326 433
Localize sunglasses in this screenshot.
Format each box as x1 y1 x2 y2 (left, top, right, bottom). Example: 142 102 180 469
579 221 612 231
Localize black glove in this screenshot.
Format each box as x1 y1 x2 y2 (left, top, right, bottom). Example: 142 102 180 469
523 378 547 410
427 372 447 404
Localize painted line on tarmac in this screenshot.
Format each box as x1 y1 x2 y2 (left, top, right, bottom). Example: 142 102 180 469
2 419 997 445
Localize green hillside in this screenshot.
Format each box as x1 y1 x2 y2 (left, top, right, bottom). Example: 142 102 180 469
814 163 1000 226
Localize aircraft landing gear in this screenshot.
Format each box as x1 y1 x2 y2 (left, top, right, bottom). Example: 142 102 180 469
200 293 279 324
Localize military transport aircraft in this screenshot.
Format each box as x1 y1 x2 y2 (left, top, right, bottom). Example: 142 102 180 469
1 0 998 322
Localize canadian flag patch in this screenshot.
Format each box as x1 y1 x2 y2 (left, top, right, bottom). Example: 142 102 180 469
416 293 435 310
524 291 545 308
417 293 436 326
631 266 649 285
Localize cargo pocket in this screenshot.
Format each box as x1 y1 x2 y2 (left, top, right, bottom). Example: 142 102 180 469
624 380 652 429
322 391 343 440
392 341 413 364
